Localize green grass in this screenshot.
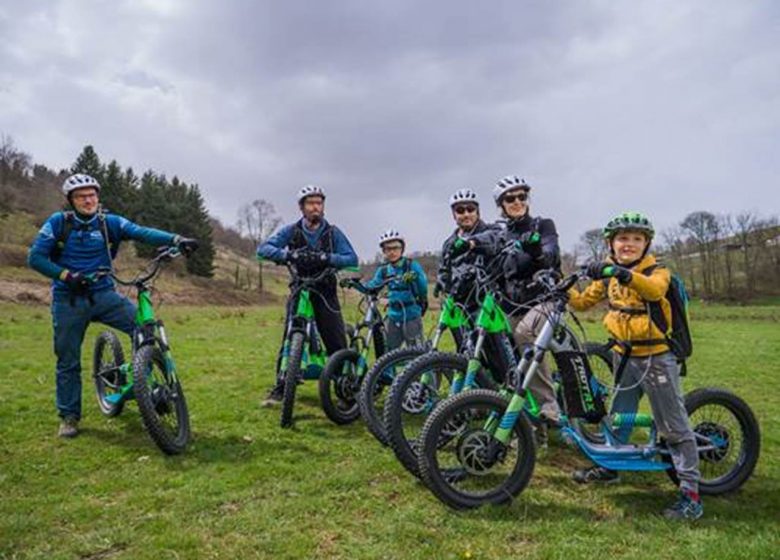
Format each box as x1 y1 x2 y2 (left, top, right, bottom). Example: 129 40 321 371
1 301 778 560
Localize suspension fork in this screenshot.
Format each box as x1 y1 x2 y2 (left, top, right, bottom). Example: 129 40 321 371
157 320 179 384
490 312 559 444
355 307 376 377
445 329 485 396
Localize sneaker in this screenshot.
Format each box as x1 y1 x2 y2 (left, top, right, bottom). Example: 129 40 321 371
572 465 620 484
58 417 79 438
663 489 703 521
261 383 284 407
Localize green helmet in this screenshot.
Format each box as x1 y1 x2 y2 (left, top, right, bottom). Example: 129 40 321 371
603 211 655 240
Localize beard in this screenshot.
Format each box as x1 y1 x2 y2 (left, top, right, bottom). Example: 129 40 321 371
305 212 323 227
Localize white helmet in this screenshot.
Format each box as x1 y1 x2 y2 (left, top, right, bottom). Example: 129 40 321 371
448 188 479 208
493 176 530 205
379 228 404 247
297 184 326 204
62 173 101 196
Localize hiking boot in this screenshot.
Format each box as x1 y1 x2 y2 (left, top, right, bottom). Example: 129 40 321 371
58 417 79 438
572 465 620 484
261 382 284 407
663 489 703 521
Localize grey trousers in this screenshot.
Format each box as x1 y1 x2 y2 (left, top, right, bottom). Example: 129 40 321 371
611 351 701 492
385 317 424 351
510 302 562 422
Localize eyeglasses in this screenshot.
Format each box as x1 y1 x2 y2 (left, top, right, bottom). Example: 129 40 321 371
453 205 478 215
382 244 403 252
502 192 528 204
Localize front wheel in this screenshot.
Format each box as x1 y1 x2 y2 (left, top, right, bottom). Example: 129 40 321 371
418 389 536 510
665 387 760 495
319 348 362 425
359 345 427 446
281 332 305 429
93 331 126 417
384 352 495 479
133 345 190 455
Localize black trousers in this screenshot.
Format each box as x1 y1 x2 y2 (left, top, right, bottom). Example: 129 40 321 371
284 286 347 356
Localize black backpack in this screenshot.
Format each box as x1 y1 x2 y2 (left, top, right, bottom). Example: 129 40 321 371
644 264 693 364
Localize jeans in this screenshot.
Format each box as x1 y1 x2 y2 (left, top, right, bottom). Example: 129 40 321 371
51 289 136 420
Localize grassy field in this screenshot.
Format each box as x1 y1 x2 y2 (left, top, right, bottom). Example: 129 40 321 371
1 299 778 560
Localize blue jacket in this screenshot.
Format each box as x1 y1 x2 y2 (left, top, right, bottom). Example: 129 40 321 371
366 258 428 323
28 211 177 294
257 218 358 269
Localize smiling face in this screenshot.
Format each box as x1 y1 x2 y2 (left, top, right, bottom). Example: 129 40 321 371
500 188 529 219
610 230 650 264
69 187 99 216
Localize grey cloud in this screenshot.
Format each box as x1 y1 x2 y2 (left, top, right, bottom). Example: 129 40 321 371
1 0 778 261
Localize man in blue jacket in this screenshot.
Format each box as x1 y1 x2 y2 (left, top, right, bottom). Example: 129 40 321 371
28 173 198 438
364 229 428 350
257 184 358 404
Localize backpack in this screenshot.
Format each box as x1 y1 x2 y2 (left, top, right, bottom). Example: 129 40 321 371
606 263 693 374
644 264 693 366
51 210 118 261
381 258 428 315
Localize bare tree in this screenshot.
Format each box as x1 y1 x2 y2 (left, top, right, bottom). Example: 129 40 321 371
660 225 696 292
237 199 282 291
734 212 758 294
681 211 719 297
0 134 31 185
718 214 736 296
578 228 608 262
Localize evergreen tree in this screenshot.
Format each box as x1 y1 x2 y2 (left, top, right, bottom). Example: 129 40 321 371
70 145 104 184
182 184 215 277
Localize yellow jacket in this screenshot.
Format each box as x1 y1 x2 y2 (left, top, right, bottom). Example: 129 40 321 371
568 254 672 356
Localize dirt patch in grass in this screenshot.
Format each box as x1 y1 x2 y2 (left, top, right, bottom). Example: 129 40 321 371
0 278 279 306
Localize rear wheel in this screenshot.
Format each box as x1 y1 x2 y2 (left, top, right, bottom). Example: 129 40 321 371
93 331 126 417
281 332 305 429
133 345 190 455
319 348 362 425
418 389 536 510
358 345 427 446
665 387 760 495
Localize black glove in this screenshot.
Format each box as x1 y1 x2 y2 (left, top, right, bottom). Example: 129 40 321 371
611 266 633 284
585 261 610 280
586 261 632 284
287 249 302 265
176 237 199 256
448 237 471 259
517 230 541 249
62 271 90 291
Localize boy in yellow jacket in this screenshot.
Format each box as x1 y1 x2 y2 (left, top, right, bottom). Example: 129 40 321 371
567 212 702 521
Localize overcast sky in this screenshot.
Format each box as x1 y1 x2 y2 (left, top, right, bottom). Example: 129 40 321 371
1 1 778 260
